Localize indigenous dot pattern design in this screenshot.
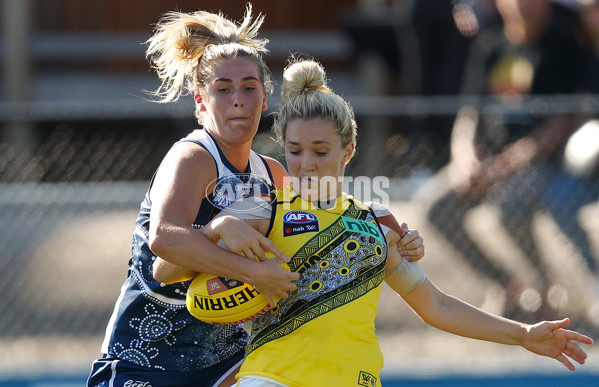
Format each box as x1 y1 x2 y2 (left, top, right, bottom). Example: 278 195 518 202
247 198 387 354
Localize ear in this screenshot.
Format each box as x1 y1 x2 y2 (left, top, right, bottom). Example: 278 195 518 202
342 142 355 165
194 94 206 112
262 92 268 111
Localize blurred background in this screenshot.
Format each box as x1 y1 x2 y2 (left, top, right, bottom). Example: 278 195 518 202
1 0 599 385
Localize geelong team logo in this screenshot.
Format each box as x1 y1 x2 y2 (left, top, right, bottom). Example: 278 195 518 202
207 173 273 211
283 210 319 237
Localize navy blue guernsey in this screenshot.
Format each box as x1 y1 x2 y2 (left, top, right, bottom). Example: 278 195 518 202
100 129 275 371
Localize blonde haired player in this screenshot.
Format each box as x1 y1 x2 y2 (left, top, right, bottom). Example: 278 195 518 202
155 58 593 387
86 5 299 387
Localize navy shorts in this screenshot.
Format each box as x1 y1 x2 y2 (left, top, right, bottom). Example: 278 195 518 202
87 351 244 387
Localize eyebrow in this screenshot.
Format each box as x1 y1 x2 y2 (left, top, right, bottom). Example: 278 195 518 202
213 76 261 83
287 140 332 145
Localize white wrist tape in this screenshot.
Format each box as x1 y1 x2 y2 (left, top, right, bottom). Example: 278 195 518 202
387 259 427 296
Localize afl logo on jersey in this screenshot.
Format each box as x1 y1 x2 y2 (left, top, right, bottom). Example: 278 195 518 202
283 211 319 236
283 211 317 223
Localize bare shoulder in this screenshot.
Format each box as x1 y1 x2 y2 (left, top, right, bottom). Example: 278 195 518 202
151 141 217 202
164 141 216 168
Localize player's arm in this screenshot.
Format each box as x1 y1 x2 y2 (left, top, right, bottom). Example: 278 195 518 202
401 275 592 370
149 142 262 282
152 259 197 284
152 215 272 283
151 214 270 284
384 231 592 370
152 193 298 306
148 143 296 301
199 197 300 308
383 228 427 296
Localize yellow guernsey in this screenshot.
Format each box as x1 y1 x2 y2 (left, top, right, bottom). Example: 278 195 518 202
238 187 388 387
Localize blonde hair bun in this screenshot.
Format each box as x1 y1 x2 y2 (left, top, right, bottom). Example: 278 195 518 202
272 57 357 160
281 60 331 102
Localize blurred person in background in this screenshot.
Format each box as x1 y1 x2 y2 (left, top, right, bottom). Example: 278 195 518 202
577 0 599 91
406 0 501 173
87 6 300 387
544 0 599 321
410 0 500 96
427 0 589 321
542 0 599 322
403 0 491 173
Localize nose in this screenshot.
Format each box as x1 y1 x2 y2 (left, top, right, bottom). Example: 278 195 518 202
301 154 316 172
233 90 244 108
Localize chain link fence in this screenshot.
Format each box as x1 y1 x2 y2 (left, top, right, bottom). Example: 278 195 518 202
1 95 598 374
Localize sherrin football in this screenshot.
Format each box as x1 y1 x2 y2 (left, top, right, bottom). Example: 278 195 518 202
186 273 272 325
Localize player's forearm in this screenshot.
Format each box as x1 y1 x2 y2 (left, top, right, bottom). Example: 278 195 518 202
404 280 527 346
424 289 526 346
149 223 258 284
152 257 197 284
